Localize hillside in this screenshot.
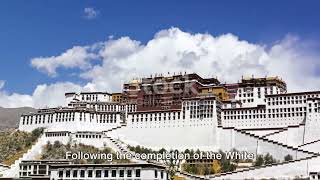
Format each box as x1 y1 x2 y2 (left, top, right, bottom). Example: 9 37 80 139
0 107 36 130
0 128 43 165
41 141 131 164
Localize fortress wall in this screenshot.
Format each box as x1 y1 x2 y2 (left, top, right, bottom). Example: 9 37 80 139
45 135 71 145
264 113 320 147
231 130 305 160
301 141 320 153
19 112 122 133
210 156 320 179
20 117 121 133
108 120 220 151
44 133 106 148
265 126 305 147
46 120 120 132
304 114 320 144
108 123 309 161
245 130 280 137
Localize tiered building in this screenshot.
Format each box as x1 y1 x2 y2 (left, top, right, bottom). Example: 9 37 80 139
19 73 316 132
14 73 320 179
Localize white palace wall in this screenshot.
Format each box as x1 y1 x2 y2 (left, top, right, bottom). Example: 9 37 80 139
245 130 279 137
265 125 305 147
107 121 309 161
19 111 122 132
300 141 320 153
304 99 320 144
108 116 219 151
44 131 106 148
210 155 320 179
16 98 313 161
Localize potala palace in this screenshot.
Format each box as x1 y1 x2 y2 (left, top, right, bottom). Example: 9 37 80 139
3 73 320 179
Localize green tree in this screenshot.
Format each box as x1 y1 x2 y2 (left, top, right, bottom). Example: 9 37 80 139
159 148 167 154
31 128 44 140
254 155 264 166
219 151 237 172
284 154 293 161
264 153 276 165
164 150 181 180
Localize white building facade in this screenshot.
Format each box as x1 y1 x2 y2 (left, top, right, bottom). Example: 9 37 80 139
49 163 167 180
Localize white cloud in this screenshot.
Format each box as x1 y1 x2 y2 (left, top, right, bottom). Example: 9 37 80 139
0 82 86 108
0 80 5 90
80 28 320 92
83 7 98 19
1 27 320 108
30 46 98 77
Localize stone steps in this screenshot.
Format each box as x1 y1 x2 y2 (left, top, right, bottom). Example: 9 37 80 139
208 154 319 179
221 126 318 157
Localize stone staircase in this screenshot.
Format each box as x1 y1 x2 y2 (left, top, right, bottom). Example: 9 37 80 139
102 123 147 163
103 135 146 163
2 134 47 178
176 154 320 179
208 154 319 179
103 124 127 133
221 126 317 157
261 122 306 138
298 139 320 148
102 123 127 154
175 124 319 180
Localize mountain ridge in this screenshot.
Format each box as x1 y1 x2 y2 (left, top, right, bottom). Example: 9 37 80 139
0 107 36 130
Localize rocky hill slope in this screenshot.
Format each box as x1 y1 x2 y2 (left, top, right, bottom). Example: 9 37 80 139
0 107 36 130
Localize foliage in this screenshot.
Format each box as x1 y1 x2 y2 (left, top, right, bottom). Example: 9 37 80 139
128 145 158 154
284 154 293 161
181 150 235 175
219 150 237 173
0 128 44 165
164 150 182 180
264 153 277 165
128 146 239 176
254 155 264 166
254 153 277 167
41 141 130 164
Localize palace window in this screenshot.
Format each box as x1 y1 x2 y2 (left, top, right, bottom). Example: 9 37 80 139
136 169 141 177
127 170 132 177
112 170 116 177
104 170 109 177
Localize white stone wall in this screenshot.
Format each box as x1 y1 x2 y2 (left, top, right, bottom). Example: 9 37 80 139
265 125 305 147
300 141 320 153
19 111 122 132
44 131 107 148
210 156 320 179
50 167 167 180
217 128 308 160
245 130 279 137
304 99 320 144
221 93 320 129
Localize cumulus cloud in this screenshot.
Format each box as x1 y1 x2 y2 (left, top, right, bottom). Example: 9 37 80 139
0 82 88 108
30 46 98 77
80 28 320 92
83 7 98 19
1 27 320 108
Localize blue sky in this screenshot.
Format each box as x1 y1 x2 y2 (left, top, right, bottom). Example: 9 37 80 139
0 0 320 108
